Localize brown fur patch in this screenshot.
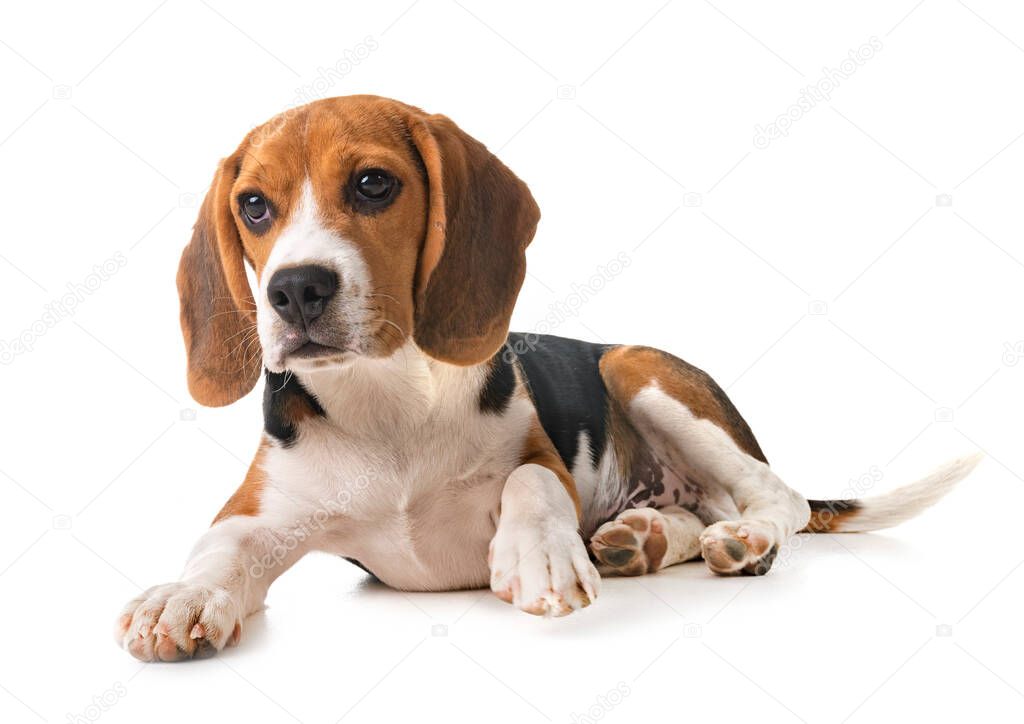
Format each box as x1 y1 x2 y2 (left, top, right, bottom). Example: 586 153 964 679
519 417 582 522
407 112 540 365
600 345 767 462
177 153 261 407
212 440 268 523
802 499 861 532
282 387 322 425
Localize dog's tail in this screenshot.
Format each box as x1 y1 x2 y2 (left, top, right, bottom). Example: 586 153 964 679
801 453 983 533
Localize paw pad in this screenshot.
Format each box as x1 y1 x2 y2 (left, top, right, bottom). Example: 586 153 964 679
590 509 668 576
700 520 778 576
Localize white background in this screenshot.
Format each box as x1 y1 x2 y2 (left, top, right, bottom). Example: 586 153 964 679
2 1 1023 722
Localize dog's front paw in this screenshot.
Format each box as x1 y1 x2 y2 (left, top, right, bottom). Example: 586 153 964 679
489 522 600 617
115 582 242 662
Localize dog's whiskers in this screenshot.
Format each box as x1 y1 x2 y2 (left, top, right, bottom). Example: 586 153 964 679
224 322 259 349
227 326 260 362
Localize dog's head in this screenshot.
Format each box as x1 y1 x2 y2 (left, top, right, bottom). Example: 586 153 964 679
177 95 540 406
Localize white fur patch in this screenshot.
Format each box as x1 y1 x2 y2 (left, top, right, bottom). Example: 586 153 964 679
829 453 983 532
629 384 810 539
489 463 600 616
257 178 374 371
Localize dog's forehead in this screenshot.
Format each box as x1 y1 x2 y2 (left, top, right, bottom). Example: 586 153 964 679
243 97 412 176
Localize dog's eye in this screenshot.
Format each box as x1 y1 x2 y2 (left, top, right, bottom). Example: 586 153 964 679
240 194 271 227
354 170 395 202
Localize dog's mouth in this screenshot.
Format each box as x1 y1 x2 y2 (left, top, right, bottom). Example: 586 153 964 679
273 332 355 371
289 341 342 359
286 339 352 365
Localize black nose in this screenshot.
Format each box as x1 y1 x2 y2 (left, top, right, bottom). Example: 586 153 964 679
267 265 338 328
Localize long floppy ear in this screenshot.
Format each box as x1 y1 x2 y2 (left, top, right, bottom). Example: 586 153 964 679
407 112 540 365
176 151 261 406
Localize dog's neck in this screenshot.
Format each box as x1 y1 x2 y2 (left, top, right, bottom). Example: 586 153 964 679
295 339 491 437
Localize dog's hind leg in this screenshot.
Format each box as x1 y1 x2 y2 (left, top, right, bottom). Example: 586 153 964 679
595 346 810 577
590 505 705 575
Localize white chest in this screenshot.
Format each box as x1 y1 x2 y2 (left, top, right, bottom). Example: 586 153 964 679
260 394 532 590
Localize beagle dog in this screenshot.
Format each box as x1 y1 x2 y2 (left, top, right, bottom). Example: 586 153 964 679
115 95 981 662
